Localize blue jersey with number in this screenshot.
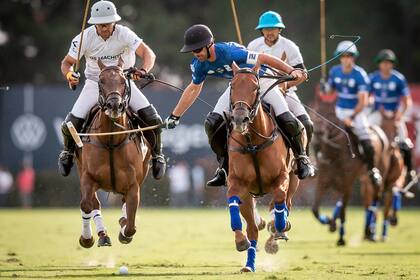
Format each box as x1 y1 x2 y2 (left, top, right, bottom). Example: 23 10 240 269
190 42 260 84
369 70 409 111
327 65 370 109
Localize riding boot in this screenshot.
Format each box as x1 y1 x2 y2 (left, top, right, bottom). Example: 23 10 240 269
297 114 314 156
58 113 85 176
398 140 417 185
204 112 228 187
275 112 315 179
360 139 382 187
137 105 166 180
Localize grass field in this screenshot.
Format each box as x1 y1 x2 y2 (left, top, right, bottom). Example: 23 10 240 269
0 207 419 279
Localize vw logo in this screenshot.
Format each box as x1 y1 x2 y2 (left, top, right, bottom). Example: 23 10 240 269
11 113 47 152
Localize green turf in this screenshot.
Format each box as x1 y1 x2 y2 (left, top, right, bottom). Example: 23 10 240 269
0 207 419 279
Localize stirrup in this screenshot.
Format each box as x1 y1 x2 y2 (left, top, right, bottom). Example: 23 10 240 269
295 155 315 179
151 154 166 180
206 168 227 187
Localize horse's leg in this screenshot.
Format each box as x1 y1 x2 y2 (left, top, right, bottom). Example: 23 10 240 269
286 172 299 211
119 184 139 244
337 189 351 246
239 195 258 273
272 179 290 235
79 175 96 248
381 183 394 241
252 198 266 231
91 192 111 247
312 172 332 226
227 179 250 252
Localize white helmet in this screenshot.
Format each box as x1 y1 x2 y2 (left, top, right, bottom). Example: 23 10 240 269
334 40 359 57
88 1 121 25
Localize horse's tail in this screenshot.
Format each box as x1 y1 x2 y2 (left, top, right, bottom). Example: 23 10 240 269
370 125 389 155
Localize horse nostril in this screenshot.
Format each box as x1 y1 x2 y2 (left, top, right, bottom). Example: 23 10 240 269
243 116 250 123
118 103 123 110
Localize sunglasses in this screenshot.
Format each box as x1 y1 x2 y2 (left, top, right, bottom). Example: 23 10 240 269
192 47 204 53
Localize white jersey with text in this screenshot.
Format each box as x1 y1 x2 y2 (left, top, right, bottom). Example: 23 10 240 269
68 24 143 82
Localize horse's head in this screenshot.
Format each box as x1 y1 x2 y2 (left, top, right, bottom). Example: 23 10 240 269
97 57 129 120
230 62 260 134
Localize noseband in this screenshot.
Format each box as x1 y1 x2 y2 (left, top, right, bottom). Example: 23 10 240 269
98 66 131 112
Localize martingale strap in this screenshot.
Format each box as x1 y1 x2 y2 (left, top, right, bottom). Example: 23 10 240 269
228 129 278 154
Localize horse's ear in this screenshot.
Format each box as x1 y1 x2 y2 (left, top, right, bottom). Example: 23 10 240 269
98 59 106 70
232 61 239 75
117 56 124 68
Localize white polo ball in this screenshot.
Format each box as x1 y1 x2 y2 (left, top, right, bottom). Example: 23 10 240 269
119 265 129 275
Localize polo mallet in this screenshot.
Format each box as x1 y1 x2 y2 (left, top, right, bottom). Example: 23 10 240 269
71 0 91 91
230 0 243 45
320 0 327 81
399 173 419 198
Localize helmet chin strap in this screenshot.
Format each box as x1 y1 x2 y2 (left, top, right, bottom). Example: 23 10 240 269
205 42 214 60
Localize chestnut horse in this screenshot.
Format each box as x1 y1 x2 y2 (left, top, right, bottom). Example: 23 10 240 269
226 64 297 272
75 58 151 248
362 110 404 241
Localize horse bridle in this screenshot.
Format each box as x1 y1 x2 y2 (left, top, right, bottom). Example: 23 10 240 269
97 66 131 113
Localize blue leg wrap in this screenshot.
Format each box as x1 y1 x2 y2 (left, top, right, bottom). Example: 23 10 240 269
274 202 288 232
332 201 343 220
319 214 330 224
245 240 257 272
228 196 242 231
392 191 402 211
365 201 378 234
339 222 345 239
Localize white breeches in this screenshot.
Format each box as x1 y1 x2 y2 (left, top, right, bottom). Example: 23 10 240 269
335 107 370 140
368 110 409 140
71 79 150 119
285 90 309 117
213 76 289 116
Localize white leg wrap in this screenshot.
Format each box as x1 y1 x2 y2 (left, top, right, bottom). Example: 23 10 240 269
92 209 106 234
81 210 92 239
120 224 127 237
121 203 127 219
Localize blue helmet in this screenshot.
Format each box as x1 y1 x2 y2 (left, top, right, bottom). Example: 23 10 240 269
255 11 285 30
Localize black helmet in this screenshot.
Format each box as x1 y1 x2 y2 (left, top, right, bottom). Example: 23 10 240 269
180 24 214 53
375 49 397 65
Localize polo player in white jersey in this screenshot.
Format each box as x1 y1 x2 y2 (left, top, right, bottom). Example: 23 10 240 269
248 11 313 155
59 0 166 179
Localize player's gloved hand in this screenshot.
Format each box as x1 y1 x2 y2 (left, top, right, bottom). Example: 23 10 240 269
66 71 80 89
165 114 180 129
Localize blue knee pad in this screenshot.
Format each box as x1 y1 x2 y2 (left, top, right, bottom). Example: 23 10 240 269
245 240 257 272
228 196 242 231
274 202 289 232
332 201 343 220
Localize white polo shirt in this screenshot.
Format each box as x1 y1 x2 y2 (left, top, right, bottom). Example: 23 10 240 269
248 36 304 92
68 24 143 82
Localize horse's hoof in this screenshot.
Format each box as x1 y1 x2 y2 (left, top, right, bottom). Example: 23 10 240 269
336 238 346 246
240 266 254 273
97 232 112 247
264 235 279 254
257 218 266 231
79 235 95 248
363 235 376 242
236 239 251 252
329 220 337 233
381 236 387 242
118 232 133 244
390 215 398 227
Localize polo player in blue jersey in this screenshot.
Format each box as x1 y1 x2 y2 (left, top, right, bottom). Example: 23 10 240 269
165 24 315 187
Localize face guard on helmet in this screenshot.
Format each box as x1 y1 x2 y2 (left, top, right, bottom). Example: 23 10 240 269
180 24 214 53
88 0 121 25
255 10 285 30
334 40 359 57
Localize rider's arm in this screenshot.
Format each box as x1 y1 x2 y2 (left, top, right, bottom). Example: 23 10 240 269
135 42 156 73
351 91 369 119
257 53 307 85
171 82 204 117
61 55 77 78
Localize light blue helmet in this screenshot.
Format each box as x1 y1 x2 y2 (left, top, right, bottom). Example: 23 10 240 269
334 41 359 57
255 11 285 30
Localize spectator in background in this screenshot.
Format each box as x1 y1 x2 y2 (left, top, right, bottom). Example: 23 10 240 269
16 160 35 208
0 165 13 207
168 161 190 207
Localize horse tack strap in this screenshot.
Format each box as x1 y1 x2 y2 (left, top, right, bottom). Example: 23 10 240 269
228 130 278 154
